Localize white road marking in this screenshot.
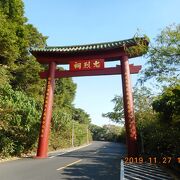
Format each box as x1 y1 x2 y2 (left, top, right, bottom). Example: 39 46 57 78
49 156 55 159
57 152 67 156
56 159 82 171
93 150 98 154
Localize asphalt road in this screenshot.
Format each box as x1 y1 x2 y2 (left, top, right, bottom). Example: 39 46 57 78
0 141 126 180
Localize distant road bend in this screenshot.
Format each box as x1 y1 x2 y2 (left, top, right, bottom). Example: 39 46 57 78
0 141 126 180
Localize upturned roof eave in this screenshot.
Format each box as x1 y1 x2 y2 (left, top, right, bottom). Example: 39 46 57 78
30 37 149 54
30 37 149 64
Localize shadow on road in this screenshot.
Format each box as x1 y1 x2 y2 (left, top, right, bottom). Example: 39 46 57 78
58 142 126 180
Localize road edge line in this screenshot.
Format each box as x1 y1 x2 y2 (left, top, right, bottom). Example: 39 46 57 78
56 159 82 171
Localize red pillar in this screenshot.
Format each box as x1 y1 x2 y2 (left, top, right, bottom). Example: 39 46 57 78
36 62 56 158
120 56 138 156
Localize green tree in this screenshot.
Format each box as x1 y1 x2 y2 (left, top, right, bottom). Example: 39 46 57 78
152 84 180 124
52 74 77 132
102 124 122 142
0 83 41 156
0 0 47 98
89 124 125 142
89 124 105 141
133 86 156 130
0 0 26 23
139 24 180 84
102 95 124 124
54 74 77 108
72 108 91 124
0 11 19 66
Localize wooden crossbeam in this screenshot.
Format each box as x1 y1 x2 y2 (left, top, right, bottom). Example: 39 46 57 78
39 65 141 79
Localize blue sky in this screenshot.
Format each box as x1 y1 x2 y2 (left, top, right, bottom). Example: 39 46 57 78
24 0 180 126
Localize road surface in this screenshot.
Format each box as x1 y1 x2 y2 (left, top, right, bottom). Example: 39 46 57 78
0 141 126 180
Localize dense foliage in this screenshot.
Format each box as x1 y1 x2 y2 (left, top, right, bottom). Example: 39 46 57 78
0 82 41 156
152 85 180 124
102 95 124 124
89 124 125 143
139 24 180 84
137 24 180 161
0 0 92 158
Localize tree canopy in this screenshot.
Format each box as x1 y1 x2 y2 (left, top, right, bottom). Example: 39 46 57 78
102 95 124 124
152 84 180 124
139 24 180 84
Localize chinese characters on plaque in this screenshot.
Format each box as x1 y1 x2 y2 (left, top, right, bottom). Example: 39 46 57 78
70 59 104 71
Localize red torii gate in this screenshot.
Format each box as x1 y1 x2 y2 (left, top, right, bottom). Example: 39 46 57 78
30 37 149 158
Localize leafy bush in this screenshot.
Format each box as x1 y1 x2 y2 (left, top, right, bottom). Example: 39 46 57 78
0 84 41 157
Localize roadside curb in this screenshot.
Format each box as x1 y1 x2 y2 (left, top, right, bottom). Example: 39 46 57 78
0 143 92 163
48 143 92 158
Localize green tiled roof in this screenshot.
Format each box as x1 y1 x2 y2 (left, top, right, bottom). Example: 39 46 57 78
30 37 148 53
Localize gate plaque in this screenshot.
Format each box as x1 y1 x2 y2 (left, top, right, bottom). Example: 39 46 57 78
70 59 104 71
